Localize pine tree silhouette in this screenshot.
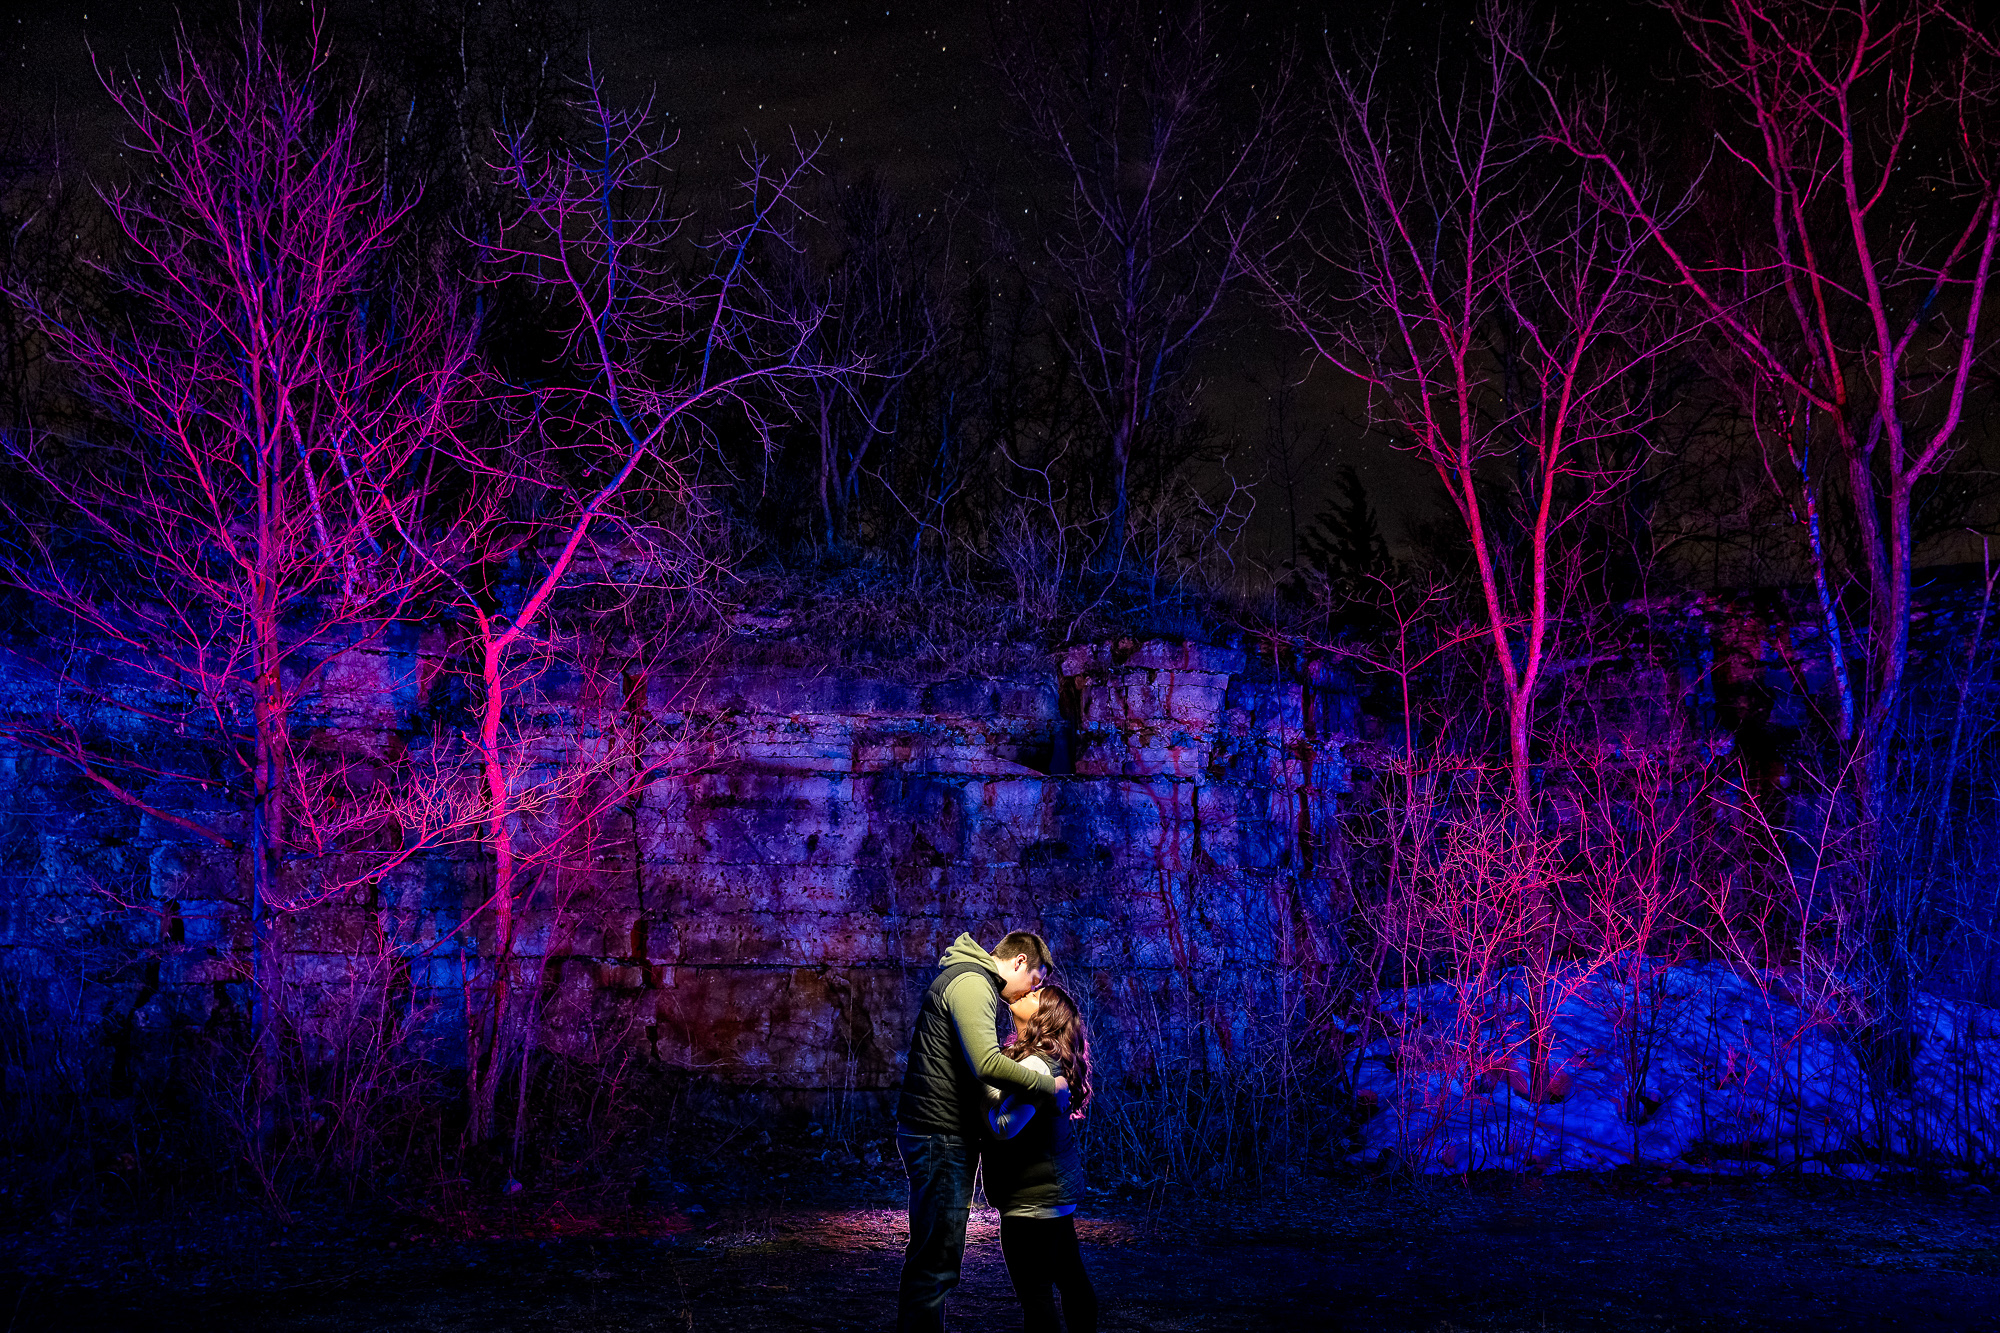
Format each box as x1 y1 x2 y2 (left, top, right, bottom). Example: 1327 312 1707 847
1299 465 1392 592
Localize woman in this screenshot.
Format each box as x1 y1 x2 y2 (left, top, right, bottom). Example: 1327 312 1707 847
984 983 1098 1333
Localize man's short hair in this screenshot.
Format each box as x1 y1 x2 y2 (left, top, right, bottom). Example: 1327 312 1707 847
993 931 1053 974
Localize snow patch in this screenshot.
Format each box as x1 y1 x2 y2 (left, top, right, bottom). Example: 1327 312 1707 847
1349 960 1998 1173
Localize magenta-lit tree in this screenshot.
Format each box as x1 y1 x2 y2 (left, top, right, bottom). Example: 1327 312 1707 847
1264 5 1689 821
1540 0 2000 818
1536 0 2000 1070
400 74 848 1145
0 19 489 1161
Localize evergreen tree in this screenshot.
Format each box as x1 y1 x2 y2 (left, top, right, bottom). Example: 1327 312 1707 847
1300 465 1393 591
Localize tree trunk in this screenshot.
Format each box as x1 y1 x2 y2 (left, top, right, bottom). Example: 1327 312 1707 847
817 388 838 547
250 400 285 1156
470 639 516 1145
1099 422 1133 580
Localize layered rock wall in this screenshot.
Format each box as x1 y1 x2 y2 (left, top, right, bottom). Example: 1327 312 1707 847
0 640 1355 1094
17 579 1984 1098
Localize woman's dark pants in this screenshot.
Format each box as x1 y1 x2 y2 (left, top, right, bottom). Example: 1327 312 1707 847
999 1214 1097 1332
897 1130 980 1332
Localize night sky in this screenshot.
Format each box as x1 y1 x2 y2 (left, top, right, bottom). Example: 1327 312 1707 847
5 1 1388 553
0 0 1918 559
4 9 2000 1326
8 2 1007 197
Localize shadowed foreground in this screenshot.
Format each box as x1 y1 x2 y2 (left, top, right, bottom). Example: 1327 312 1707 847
4 1177 1996 1331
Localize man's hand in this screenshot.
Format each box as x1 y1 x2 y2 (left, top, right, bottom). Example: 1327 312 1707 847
1052 1076 1071 1114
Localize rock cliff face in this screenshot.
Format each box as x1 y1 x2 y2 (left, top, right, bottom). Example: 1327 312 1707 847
10 582 1994 1109
0 639 1355 1095
566 640 1352 1090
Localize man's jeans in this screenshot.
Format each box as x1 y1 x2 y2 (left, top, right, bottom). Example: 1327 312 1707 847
896 1129 980 1332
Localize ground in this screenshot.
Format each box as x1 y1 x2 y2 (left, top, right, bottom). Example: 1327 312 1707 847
3 1165 1996 1332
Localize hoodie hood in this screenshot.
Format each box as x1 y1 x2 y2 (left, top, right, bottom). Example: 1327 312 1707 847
936 931 1003 980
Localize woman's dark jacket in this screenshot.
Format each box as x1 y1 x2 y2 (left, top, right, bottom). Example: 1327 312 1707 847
982 1052 1086 1216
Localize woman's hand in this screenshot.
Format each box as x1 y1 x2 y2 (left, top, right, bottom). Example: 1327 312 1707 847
1052 1076 1071 1114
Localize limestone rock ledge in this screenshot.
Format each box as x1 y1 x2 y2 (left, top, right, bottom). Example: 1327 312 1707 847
0 640 1353 1094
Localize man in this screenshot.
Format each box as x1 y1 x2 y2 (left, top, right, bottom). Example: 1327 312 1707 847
896 931 1070 1332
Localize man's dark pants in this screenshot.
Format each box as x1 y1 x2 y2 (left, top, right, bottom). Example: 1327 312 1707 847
897 1128 980 1332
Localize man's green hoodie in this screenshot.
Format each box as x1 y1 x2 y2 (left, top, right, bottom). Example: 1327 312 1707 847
895 932 1057 1135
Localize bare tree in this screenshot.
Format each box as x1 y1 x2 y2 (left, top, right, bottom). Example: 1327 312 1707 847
1263 5 1689 820
0 18 488 1163
770 175 940 550
1534 0 2000 1078
417 74 847 1144
1537 0 2000 819
0 116 99 437
991 0 1292 571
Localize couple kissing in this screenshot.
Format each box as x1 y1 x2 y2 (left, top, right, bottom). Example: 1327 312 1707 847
895 931 1098 1332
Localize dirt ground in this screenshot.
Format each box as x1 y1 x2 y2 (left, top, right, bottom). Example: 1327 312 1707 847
4 1168 1997 1333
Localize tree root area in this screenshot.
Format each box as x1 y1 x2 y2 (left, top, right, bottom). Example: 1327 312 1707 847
4 1177 1997 1331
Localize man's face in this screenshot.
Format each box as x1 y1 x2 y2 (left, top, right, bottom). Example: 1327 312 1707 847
999 955 1046 1002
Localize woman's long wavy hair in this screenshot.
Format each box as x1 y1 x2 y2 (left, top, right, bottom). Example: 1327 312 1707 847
1006 984 1091 1117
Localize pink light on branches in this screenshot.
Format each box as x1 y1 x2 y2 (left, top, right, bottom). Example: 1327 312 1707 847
0 16 489 1166
1533 0 2000 814
390 71 859 1145
1263 2 1696 822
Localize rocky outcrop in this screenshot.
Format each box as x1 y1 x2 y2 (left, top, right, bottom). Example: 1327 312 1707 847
0 640 1355 1094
